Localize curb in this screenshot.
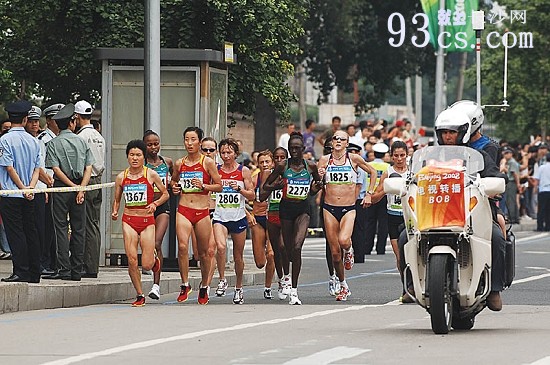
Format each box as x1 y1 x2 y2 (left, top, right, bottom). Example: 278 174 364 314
0 270 266 314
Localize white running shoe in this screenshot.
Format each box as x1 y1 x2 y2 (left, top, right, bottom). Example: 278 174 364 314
282 276 292 296
336 286 351 301
328 275 337 296
344 248 354 270
215 279 228 297
233 287 244 304
277 280 287 300
289 288 302 305
264 288 273 299
148 283 160 300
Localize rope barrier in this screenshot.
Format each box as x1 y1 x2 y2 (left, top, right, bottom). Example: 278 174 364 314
0 182 115 196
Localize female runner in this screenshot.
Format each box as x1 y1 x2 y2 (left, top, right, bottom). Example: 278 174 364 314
171 127 222 305
247 150 276 299
263 132 323 305
143 130 173 300
317 130 377 301
112 140 169 306
212 138 255 304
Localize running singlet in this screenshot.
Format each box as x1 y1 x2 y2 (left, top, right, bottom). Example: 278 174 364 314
146 156 169 193
122 167 155 209
282 160 312 201
386 165 407 216
213 165 246 222
179 155 210 195
325 153 357 186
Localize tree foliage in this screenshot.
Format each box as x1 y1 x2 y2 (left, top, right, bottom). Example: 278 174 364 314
0 0 306 121
302 0 434 111
479 0 549 140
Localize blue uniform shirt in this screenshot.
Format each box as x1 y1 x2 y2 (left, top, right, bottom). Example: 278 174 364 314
0 127 41 198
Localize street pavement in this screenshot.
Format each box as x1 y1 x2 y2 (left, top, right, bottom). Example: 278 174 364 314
0 219 549 364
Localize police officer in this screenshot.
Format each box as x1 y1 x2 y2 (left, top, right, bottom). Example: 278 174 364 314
36 103 63 275
364 142 390 257
74 100 105 278
44 103 94 281
0 100 41 283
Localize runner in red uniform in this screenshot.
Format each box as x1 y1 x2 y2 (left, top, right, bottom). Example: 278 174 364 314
112 140 169 307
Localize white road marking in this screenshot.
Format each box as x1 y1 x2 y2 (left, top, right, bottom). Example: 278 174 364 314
40 306 373 365
513 273 550 284
525 355 550 365
517 233 549 243
523 251 550 254
282 346 371 365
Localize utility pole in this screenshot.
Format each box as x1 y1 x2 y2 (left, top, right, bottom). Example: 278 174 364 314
434 0 446 117
145 0 161 134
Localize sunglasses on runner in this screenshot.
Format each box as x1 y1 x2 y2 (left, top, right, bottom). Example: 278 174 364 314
201 148 216 153
332 136 348 142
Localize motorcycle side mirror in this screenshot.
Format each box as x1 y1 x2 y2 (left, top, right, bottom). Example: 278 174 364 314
384 177 405 195
480 177 505 196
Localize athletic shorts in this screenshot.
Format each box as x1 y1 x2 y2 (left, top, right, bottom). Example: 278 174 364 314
267 211 281 227
279 199 310 221
154 200 170 218
388 213 405 240
122 214 155 235
213 217 248 234
255 215 267 230
177 205 210 225
322 202 355 222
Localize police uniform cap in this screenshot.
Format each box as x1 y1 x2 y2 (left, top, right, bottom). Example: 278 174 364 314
28 106 42 120
373 143 389 154
52 103 75 121
347 143 362 152
5 100 32 118
43 103 65 118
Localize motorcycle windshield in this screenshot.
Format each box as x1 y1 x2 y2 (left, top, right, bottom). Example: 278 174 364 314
410 146 484 176
410 146 484 231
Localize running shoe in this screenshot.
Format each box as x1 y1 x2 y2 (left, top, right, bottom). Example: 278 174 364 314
289 289 302 305
277 280 287 300
215 279 228 297
328 275 337 296
264 288 273 299
344 248 354 270
233 288 244 304
177 284 192 302
152 251 161 273
198 286 210 305
148 283 160 300
336 286 351 301
282 276 292 296
132 294 146 307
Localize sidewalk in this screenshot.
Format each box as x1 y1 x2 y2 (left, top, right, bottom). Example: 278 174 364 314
0 259 265 314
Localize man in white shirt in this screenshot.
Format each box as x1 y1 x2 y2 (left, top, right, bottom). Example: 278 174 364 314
75 100 106 278
278 123 295 151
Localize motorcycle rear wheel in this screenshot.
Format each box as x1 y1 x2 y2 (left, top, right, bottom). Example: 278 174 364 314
428 254 453 334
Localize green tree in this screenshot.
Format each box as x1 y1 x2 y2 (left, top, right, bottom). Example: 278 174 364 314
479 0 549 141
0 0 306 121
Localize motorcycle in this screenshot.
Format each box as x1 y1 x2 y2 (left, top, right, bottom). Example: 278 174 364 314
384 146 512 334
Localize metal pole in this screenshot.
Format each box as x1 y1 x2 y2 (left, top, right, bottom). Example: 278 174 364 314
434 0 446 116
145 0 161 134
415 75 423 127
476 30 482 106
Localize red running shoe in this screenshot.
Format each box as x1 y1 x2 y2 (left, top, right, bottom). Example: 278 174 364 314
198 287 209 305
132 294 146 307
343 248 354 270
177 284 192 302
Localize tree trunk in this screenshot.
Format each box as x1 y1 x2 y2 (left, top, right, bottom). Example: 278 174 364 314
254 93 277 151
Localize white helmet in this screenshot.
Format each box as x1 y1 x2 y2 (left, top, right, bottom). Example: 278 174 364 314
449 100 484 136
434 108 471 145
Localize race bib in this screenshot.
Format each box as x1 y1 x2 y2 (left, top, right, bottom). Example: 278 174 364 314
124 184 148 207
270 189 283 204
180 171 203 193
287 178 310 200
217 186 241 208
326 165 353 185
154 171 168 193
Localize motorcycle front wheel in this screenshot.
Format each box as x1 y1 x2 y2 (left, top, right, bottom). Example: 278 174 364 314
428 254 453 334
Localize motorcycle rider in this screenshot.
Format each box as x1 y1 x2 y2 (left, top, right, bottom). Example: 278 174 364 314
449 100 507 237
433 108 508 311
